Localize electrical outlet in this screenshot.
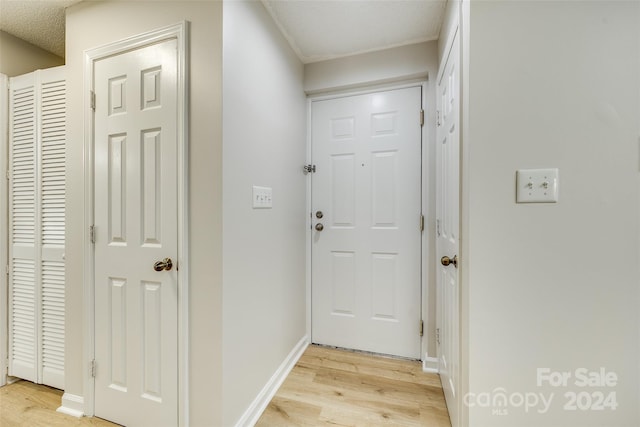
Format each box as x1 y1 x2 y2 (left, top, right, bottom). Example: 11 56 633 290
252 186 273 209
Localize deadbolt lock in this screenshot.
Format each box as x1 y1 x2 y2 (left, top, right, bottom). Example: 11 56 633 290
315 211 323 219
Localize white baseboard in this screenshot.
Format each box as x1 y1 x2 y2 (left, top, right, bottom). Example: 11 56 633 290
57 392 84 418
235 335 309 427
6 376 20 385
423 356 439 373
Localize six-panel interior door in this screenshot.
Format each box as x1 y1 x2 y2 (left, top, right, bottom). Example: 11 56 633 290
311 87 422 359
436 29 461 427
93 39 178 427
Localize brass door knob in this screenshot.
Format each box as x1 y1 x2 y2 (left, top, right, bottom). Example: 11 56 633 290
154 258 173 272
315 223 324 231
441 255 458 268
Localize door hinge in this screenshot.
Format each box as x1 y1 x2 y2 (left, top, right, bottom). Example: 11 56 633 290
420 109 424 127
420 214 425 232
436 110 441 127
90 90 96 111
436 327 441 345
5 170 8 180
436 219 441 237
90 360 96 378
6 264 9 277
420 320 424 337
89 225 96 244
303 164 316 174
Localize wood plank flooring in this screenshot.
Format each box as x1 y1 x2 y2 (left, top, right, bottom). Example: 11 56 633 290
0 380 118 427
1 345 451 427
256 344 451 427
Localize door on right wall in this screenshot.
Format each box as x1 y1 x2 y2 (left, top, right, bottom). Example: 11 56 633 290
436 28 461 427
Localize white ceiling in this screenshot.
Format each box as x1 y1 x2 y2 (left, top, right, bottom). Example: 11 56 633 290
0 0 447 63
262 0 447 63
0 0 81 58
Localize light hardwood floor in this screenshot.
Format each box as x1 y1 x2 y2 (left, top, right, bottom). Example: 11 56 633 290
256 344 451 427
1 345 451 427
0 380 118 427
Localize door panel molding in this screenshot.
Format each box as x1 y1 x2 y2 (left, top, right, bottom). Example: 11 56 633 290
83 22 189 425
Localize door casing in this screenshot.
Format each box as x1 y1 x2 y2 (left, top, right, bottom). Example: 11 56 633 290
82 22 189 425
305 81 431 361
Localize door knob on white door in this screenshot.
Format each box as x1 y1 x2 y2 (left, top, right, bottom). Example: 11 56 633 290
154 258 173 271
441 255 458 268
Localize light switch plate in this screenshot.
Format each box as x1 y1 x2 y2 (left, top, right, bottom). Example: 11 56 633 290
516 169 559 203
252 186 273 209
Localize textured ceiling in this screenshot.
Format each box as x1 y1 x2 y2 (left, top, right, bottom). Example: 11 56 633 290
262 0 447 63
0 0 81 58
0 0 447 63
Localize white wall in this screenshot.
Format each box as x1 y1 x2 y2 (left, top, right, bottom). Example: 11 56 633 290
65 2 224 425
304 41 436 95
222 1 307 425
463 1 640 426
0 31 63 77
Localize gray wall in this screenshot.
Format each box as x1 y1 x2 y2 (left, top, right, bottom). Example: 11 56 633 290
222 1 307 424
462 1 640 426
0 31 63 77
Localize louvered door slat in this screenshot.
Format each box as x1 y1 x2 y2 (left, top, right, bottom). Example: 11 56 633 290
41 260 65 388
8 67 66 390
8 73 38 383
40 74 66 389
10 258 37 381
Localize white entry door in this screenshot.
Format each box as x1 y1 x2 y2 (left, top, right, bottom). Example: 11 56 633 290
436 29 461 427
93 39 178 427
311 87 422 359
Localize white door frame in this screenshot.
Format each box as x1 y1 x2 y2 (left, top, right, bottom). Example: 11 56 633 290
82 22 190 425
305 81 430 359
0 73 8 387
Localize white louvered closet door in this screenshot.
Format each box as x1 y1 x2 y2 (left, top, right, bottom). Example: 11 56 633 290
8 66 66 389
